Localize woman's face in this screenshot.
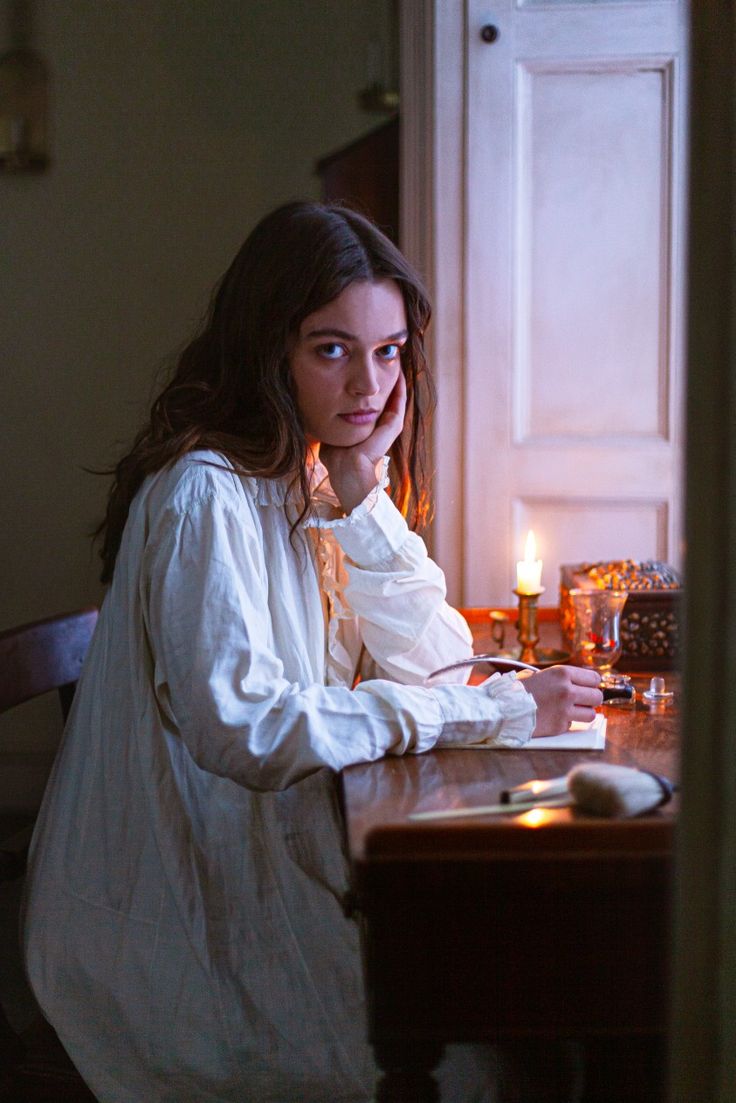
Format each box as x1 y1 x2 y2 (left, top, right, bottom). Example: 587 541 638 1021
289 278 407 448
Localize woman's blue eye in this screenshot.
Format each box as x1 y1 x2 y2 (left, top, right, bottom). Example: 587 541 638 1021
317 343 345 360
378 344 401 360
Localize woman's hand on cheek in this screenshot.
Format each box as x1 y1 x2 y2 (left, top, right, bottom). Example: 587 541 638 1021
321 372 407 516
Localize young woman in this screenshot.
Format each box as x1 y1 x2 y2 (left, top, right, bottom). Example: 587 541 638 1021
23 202 601 1103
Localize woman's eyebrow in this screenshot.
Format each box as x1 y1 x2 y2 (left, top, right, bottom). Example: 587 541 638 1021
305 327 409 342
305 327 356 340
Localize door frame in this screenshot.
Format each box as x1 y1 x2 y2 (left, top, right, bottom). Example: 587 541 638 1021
400 0 466 602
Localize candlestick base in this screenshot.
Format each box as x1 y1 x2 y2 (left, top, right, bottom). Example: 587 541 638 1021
511 588 571 667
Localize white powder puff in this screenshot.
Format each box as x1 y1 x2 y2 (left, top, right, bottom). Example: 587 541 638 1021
567 762 674 818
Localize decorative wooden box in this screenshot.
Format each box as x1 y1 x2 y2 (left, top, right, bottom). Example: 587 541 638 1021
559 560 683 671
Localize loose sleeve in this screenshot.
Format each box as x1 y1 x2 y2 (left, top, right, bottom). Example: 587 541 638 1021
142 489 535 793
324 485 474 685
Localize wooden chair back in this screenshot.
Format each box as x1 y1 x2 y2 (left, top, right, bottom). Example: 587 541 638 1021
0 607 98 721
0 607 98 1071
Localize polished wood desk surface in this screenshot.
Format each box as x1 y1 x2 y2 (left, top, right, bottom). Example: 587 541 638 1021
343 671 678 863
340 613 679 1101
343 604 678 861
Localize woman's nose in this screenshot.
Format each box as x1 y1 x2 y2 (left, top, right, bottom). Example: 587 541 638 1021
347 354 380 396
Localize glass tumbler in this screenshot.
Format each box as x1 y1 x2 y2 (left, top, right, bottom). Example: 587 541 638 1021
569 588 629 675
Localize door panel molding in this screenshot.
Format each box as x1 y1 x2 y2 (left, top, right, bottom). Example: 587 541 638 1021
513 57 676 446
401 1 686 606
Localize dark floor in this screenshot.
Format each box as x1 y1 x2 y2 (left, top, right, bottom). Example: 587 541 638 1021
0 1017 97 1102
0 857 97 1103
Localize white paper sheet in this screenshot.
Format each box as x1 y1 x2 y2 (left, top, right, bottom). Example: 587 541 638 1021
524 713 607 750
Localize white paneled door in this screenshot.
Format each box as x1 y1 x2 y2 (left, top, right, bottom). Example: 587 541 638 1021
403 0 688 607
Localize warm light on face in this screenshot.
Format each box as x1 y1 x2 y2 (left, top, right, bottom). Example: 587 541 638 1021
289 279 407 449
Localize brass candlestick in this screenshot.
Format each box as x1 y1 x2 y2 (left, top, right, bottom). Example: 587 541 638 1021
514 587 544 664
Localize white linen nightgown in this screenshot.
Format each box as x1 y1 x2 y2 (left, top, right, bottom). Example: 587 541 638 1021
22 451 536 1103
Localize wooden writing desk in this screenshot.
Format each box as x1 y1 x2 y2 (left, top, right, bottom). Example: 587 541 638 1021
340 614 678 1102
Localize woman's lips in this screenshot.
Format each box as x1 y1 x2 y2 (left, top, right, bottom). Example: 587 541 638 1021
339 410 379 425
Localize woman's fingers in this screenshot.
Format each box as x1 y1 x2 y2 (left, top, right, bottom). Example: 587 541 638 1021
321 372 407 514
566 666 604 691
384 369 407 420
370 371 406 452
569 704 600 724
573 683 606 709
522 665 604 737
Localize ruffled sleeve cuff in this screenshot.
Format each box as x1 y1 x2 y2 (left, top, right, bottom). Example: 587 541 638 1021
433 672 537 749
304 457 413 569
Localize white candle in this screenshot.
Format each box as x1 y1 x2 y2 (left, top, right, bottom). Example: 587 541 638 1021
516 529 543 594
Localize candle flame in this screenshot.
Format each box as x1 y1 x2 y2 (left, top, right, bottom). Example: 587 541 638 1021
516 528 543 594
524 530 537 562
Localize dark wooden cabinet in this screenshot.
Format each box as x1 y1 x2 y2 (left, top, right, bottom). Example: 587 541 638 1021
316 115 399 242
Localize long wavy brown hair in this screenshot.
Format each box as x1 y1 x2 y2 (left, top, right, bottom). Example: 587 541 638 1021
96 201 435 583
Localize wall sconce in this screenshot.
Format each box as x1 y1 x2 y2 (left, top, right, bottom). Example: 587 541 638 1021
357 0 399 114
0 0 49 172
357 81 399 114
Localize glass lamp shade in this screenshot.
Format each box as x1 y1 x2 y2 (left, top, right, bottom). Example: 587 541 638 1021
0 48 49 171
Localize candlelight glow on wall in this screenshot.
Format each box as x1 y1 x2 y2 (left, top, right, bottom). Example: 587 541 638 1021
516 529 543 594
